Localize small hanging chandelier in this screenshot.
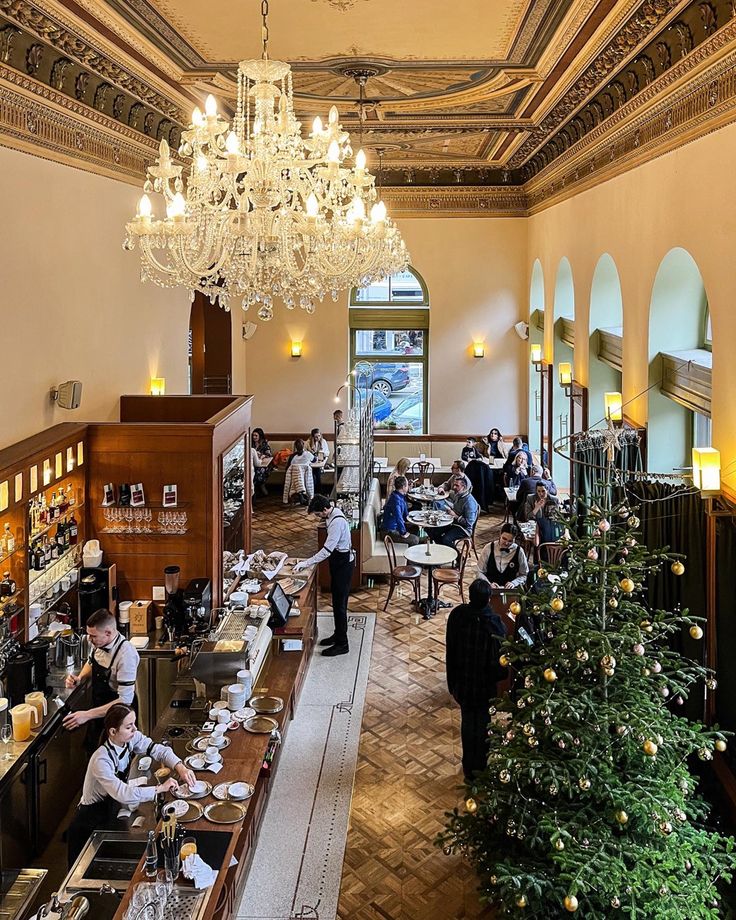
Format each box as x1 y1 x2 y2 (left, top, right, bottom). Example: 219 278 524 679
124 0 409 320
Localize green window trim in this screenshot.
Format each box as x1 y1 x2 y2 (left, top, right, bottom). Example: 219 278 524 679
349 265 429 307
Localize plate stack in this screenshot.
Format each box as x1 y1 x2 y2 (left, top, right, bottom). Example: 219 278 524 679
227 682 247 710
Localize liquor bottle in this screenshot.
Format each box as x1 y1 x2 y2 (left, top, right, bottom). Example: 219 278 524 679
56 521 66 553
33 541 45 571
3 524 14 555
0 572 16 597
68 513 78 546
144 830 158 878
39 494 47 528
43 538 52 566
50 536 59 562
67 484 75 508
58 487 69 514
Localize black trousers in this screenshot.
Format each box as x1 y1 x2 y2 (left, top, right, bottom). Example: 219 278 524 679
329 550 354 647
459 704 490 781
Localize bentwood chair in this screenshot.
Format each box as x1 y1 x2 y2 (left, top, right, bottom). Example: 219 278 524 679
410 460 436 482
383 536 422 611
469 515 479 559
431 539 471 604
538 541 567 568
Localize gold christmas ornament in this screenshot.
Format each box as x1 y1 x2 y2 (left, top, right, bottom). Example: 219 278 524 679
619 578 635 593
554 838 565 851
550 597 564 612
500 770 511 783
689 625 704 640
603 667 615 677
465 797 478 813
516 895 528 908
609 597 619 609
716 739 727 752
659 820 673 836
564 895 579 913
509 601 522 615
671 560 685 575
641 620 653 633
499 654 510 666
643 739 658 756
615 810 629 824
537 568 547 579
543 668 558 683
578 777 591 791
576 649 589 662
601 655 617 669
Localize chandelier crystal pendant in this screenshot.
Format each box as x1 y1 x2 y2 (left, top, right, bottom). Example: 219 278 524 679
124 1 409 320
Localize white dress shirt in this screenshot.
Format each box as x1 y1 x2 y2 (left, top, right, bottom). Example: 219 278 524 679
477 540 529 589
80 731 181 806
90 634 140 705
301 507 353 566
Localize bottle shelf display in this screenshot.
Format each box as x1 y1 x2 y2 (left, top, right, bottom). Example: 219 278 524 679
332 394 375 525
0 424 87 641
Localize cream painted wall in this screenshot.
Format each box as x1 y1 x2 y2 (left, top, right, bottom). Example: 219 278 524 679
527 120 736 490
243 217 528 437
0 146 189 448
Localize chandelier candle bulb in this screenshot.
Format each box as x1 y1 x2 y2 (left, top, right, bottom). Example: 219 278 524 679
205 94 218 119
311 115 323 136
355 149 366 173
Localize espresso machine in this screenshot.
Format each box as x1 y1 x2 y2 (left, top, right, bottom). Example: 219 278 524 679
162 565 185 640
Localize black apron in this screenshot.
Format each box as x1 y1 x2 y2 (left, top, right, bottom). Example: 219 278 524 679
485 543 521 587
67 742 131 866
84 638 138 754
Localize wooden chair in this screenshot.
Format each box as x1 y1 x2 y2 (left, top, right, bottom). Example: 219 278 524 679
383 536 422 611
410 460 435 482
470 515 479 559
538 541 567 568
432 539 471 604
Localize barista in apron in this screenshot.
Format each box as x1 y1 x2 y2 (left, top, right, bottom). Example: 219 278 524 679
477 523 530 591
67 704 194 866
295 495 354 657
63 609 140 754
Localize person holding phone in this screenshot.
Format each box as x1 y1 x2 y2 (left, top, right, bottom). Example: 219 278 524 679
307 427 330 492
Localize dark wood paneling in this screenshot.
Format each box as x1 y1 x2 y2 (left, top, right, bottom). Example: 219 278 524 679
660 353 712 417
597 329 623 371
119 395 239 423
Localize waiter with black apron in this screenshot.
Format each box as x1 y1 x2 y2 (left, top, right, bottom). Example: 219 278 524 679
295 495 354 657
67 703 195 865
63 608 140 753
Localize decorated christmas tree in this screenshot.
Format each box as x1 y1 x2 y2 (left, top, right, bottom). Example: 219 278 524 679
439 473 736 917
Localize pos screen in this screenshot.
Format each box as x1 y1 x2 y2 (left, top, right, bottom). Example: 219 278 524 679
266 581 292 628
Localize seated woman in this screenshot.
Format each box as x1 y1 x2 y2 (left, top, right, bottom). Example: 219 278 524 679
524 483 564 557
386 457 414 498
307 427 330 492
251 427 274 497
506 452 529 490
477 522 529 592
67 703 195 866
486 428 509 461
379 475 420 546
283 438 315 506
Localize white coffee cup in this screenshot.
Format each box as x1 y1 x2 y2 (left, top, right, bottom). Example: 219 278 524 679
205 746 221 763
212 724 226 737
208 708 220 721
216 709 231 724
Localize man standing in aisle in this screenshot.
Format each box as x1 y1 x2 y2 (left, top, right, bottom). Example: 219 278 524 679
294 495 354 657
62 608 140 753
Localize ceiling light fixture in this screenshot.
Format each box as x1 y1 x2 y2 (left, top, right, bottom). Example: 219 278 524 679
124 0 408 321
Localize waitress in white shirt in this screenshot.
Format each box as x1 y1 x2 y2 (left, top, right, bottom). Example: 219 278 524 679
295 495 354 657
67 703 195 865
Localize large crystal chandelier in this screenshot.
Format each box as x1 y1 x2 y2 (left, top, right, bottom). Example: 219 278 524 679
124 1 408 320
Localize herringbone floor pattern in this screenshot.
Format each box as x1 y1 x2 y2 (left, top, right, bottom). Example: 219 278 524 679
253 492 500 919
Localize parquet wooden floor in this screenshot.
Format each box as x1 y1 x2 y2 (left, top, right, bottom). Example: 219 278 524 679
252 493 499 920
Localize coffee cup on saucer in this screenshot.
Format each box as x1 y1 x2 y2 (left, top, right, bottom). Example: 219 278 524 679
205 747 221 764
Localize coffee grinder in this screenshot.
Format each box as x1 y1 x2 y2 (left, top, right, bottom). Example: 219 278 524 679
163 565 185 640
183 578 212 635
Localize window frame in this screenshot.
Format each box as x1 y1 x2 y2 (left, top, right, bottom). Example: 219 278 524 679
703 304 712 352
349 267 430 434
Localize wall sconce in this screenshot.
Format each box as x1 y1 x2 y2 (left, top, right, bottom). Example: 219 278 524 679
692 447 721 493
150 377 166 396
558 362 572 395
604 391 623 422
530 343 543 366
473 342 485 359
290 340 303 358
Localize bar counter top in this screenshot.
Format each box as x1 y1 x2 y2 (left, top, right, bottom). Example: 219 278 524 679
111 569 318 920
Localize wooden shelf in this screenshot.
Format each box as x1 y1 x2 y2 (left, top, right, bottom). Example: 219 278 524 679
28 543 79 586
0 544 25 569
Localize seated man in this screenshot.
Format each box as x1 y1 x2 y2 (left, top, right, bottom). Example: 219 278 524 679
461 437 480 462
435 478 479 547
380 475 420 547
515 463 557 517
477 523 529 590
436 462 472 507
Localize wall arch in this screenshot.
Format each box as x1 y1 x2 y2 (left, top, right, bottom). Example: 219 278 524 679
588 253 623 425
552 257 575 489
647 247 708 472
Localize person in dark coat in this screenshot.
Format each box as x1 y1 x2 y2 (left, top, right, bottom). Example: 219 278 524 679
446 578 507 782
465 458 495 511
515 464 557 518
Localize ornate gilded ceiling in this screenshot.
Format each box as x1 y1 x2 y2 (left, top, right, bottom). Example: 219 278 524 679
3 0 736 209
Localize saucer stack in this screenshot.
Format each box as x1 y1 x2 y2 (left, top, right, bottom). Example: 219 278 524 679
227 682 247 710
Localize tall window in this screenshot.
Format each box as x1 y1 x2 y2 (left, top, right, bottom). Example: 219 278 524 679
349 268 429 433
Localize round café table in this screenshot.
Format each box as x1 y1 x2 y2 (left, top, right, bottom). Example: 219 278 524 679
405 543 458 619
408 489 443 506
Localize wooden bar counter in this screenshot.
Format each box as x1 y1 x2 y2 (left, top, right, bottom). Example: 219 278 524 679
113 571 317 920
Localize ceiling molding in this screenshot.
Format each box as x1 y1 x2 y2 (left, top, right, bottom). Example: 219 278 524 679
382 186 528 218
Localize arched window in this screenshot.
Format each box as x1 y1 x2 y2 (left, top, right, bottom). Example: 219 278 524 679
349 267 429 433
